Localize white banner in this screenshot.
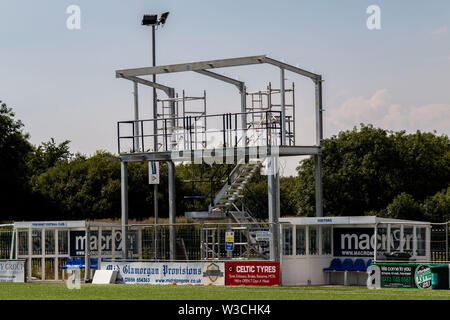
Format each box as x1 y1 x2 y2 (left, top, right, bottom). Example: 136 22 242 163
149 161 160 184
100 261 224 285
0 260 25 282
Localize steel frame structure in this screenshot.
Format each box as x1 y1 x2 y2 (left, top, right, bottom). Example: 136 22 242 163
115 55 324 262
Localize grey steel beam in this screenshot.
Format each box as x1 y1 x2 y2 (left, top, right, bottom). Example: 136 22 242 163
267 156 280 261
117 74 172 96
168 160 176 260
121 161 129 258
314 77 324 217
118 145 320 162
168 88 177 260
263 57 319 81
116 55 267 77
194 70 244 91
280 68 286 145
274 165 280 261
133 81 140 151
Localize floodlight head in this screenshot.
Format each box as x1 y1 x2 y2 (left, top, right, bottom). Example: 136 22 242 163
159 12 170 25
142 14 158 26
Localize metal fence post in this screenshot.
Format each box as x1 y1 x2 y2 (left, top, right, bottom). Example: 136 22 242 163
85 223 90 281
446 222 449 262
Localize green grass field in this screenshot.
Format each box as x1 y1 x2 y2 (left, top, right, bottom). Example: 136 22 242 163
1 283 450 300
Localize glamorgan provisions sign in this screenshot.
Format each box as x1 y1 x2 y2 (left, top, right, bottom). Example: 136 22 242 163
0 260 25 282
100 261 224 285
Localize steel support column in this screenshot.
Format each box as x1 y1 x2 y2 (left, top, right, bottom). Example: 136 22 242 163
168 160 176 260
240 84 247 147
314 77 324 217
280 68 286 145
133 81 140 151
267 156 280 261
85 223 91 281
121 161 129 259
152 25 159 244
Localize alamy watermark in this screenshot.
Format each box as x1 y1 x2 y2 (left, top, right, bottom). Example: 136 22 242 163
66 5 81 30
366 5 381 30
167 127 281 176
65 268 81 289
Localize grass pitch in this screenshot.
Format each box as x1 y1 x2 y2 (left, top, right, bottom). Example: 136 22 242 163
1 283 450 300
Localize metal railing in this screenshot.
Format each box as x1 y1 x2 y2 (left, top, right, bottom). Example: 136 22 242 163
372 222 450 263
117 110 283 154
0 225 13 260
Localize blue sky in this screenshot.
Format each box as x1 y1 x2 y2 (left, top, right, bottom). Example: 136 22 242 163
1 0 449 175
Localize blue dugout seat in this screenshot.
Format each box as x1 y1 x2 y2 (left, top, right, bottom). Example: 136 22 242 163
365 259 373 271
336 258 353 271
350 258 366 271
323 258 342 271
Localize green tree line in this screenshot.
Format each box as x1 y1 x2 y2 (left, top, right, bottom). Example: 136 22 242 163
1 101 449 222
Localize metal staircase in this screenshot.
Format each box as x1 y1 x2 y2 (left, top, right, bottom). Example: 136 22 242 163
209 160 262 218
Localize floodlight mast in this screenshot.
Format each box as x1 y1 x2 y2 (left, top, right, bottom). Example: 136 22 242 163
142 12 170 259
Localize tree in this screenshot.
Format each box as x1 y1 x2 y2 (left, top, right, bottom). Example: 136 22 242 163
30 152 121 220
0 101 33 220
384 192 423 221
295 125 450 218
27 138 72 176
423 186 450 222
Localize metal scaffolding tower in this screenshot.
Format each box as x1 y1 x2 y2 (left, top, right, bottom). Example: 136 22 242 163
114 55 324 263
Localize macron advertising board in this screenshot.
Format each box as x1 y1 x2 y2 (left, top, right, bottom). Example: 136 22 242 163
0 260 25 282
333 227 417 257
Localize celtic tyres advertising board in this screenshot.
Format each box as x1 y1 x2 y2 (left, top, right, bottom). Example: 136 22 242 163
373 264 432 289
225 262 279 286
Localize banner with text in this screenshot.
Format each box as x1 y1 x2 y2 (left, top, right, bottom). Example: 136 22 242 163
0 260 25 282
372 263 432 289
100 261 225 285
225 262 279 286
69 230 138 257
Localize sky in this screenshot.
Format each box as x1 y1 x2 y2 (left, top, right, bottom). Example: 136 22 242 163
1 0 449 176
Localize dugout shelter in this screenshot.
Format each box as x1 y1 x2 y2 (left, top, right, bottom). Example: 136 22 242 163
279 216 432 286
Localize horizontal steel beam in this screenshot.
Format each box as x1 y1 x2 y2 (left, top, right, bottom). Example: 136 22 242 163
116 55 267 77
115 55 321 82
118 145 320 162
194 69 244 90
263 57 320 81
116 74 173 96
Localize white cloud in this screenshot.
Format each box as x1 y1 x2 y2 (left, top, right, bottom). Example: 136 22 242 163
327 89 450 136
432 25 448 35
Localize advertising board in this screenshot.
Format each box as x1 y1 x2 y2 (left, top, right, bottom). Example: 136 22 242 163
333 227 417 257
69 230 138 256
100 261 225 285
371 263 432 289
0 260 25 282
225 262 279 286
